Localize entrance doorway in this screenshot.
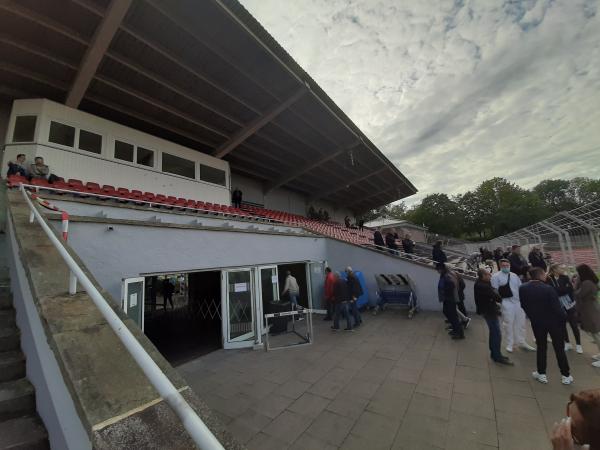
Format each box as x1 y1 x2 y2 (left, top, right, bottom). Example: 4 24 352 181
143 271 222 365
277 263 309 307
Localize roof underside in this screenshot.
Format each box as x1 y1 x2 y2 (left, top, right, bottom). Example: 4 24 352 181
0 0 417 212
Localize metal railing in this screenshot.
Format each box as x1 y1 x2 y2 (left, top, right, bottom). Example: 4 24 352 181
19 185 224 450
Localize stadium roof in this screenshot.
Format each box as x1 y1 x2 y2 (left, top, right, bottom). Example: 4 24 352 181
0 0 417 212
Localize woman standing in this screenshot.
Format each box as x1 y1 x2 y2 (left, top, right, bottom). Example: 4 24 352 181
547 264 582 354
573 264 600 368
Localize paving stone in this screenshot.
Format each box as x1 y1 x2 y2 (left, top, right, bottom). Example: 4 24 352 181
451 392 495 420
255 394 294 419
394 413 448 449
246 432 290 450
341 432 393 450
288 392 331 417
227 419 259 444
273 378 312 400
415 378 454 400
261 410 313 444
234 408 272 432
407 392 451 420
307 378 345 399
351 410 400 448
305 410 355 446
447 411 498 447
326 396 370 421
290 433 337 450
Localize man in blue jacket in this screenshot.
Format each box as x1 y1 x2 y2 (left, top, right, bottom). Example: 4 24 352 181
520 267 573 385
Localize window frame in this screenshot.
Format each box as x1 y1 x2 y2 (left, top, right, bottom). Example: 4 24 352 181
199 163 227 187
12 115 38 143
77 128 103 155
161 152 196 179
113 138 136 163
48 120 76 148
136 145 155 169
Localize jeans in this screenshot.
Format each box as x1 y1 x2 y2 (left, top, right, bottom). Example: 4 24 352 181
333 302 352 329
484 316 503 361
324 300 334 319
443 300 463 336
349 300 362 327
531 322 570 376
288 293 300 308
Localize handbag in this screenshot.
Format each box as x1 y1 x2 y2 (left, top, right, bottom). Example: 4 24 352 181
498 273 513 298
559 295 575 310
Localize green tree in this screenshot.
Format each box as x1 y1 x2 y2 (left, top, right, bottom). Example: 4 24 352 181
405 194 463 236
567 177 600 205
533 179 579 212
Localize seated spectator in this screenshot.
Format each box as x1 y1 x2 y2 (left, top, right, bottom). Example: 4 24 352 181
29 157 60 184
402 234 415 254
7 154 29 177
373 227 385 247
344 215 351 228
551 388 600 450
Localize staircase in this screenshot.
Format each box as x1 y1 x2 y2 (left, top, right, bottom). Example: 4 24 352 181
0 262 49 449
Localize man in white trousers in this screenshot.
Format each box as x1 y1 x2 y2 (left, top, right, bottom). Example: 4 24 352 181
491 259 536 353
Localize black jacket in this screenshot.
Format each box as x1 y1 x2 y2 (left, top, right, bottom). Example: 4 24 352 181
333 278 350 304
508 253 528 276
373 231 385 247
385 233 397 249
401 239 414 254
347 273 363 300
474 280 501 317
519 281 566 328
528 251 547 270
546 275 574 300
437 272 457 303
432 246 447 263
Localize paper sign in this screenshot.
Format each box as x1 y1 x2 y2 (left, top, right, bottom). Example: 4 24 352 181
234 283 247 293
271 275 278 284
129 293 138 308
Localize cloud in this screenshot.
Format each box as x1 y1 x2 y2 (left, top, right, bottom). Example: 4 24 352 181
240 0 600 205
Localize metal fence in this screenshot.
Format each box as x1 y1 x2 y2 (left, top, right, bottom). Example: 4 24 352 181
482 200 600 270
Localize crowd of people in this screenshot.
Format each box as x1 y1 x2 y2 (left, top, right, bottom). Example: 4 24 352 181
373 227 416 255
7 154 59 183
322 266 363 331
307 206 330 222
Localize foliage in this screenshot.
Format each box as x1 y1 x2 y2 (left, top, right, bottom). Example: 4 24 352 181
361 201 407 223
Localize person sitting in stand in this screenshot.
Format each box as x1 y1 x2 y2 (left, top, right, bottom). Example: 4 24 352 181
432 240 447 264
373 227 385 248
29 156 60 183
7 154 29 177
402 234 415 254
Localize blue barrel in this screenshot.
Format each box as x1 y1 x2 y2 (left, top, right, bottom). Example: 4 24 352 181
340 270 369 308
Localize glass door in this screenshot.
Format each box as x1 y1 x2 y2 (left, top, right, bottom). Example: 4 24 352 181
307 261 326 310
121 277 145 330
222 269 256 349
256 265 279 344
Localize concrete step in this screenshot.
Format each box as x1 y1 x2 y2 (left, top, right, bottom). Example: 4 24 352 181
0 378 35 421
0 327 20 353
0 309 16 328
0 286 11 310
0 351 26 383
0 415 49 450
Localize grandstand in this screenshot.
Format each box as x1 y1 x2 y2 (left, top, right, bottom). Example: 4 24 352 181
0 1 485 449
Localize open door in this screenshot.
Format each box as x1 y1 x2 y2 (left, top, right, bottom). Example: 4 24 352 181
221 269 256 349
307 261 326 310
122 277 145 330
256 265 279 344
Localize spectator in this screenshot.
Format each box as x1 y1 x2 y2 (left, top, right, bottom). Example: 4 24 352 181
346 266 362 328
493 247 504 269
508 245 529 279
281 270 301 309
547 264 582 354
474 268 513 365
491 259 536 353
503 246 511 259
323 267 335 321
323 210 330 222
373 227 385 247
450 269 470 329
307 205 316 219
7 154 29 177
528 246 547 270
332 272 352 331
344 215 351 228
551 389 600 450
573 264 600 368
436 263 464 339
385 229 398 254
357 218 364 231
401 234 415 254
521 267 573 385
29 156 49 180
162 277 174 310
432 240 447 264
231 187 242 208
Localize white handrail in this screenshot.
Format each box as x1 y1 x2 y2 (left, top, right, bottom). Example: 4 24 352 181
19 185 224 450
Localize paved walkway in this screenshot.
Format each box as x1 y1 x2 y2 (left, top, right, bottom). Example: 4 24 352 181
179 311 600 450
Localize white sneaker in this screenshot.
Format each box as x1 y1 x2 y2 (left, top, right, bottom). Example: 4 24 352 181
561 375 574 385
593 354 600 361
576 345 583 354
564 343 573 351
532 371 548 384
506 345 513 353
520 343 536 352
592 360 600 368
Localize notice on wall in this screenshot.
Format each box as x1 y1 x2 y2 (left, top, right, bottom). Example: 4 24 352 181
271 275 278 284
234 283 248 293
129 293 138 308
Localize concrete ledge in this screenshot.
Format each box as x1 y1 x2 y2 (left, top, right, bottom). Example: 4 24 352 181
7 191 243 449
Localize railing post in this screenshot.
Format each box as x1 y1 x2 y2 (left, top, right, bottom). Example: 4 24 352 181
29 210 35 223
69 271 77 295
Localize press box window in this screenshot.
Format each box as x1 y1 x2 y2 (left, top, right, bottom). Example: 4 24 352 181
78 129 102 154
137 147 154 167
48 121 75 147
12 116 37 142
200 164 226 186
162 153 195 179
114 140 134 162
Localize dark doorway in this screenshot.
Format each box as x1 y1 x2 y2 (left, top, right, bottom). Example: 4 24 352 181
277 263 309 308
144 271 222 366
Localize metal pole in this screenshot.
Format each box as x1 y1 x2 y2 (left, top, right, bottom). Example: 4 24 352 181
561 212 600 270
20 186 224 450
69 272 77 295
540 221 572 266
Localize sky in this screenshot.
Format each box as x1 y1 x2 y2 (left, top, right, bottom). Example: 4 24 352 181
239 0 600 205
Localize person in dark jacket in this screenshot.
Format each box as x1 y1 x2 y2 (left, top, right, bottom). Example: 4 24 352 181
547 264 581 353
474 269 512 365
432 241 447 264
493 247 504 269
385 230 398 254
373 228 385 247
332 273 352 331
528 246 547 270
520 267 572 385
508 245 529 279
437 263 464 339
450 269 471 328
231 187 242 208
346 267 363 328
401 234 415 254
7 154 29 177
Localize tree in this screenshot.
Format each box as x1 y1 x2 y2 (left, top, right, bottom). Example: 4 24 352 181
405 194 463 236
360 202 407 223
567 177 600 205
533 179 579 212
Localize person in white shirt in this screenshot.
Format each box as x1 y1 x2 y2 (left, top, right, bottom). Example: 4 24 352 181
491 259 536 353
281 271 301 309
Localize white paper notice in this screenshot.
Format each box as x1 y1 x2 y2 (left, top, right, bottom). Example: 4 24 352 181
129 292 138 308
271 275 278 284
234 283 247 293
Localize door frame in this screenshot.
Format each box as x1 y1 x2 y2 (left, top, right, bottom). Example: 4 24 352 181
221 268 256 349
121 277 145 331
255 265 280 345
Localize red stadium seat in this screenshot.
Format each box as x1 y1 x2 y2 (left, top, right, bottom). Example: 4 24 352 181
85 182 102 194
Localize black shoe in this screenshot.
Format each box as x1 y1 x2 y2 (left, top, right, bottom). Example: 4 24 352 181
331 326 339 331
451 334 465 340
323 316 332 321
344 327 354 332
495 357 514 366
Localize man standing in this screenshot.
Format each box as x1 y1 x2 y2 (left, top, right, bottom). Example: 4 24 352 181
508 245 529 279
528 246 547 271
491 259 536 353
474 269 512 365
231 187 242 208
323 267 335 321
520 267 573 385
346 267 363 328
332 273 352 331
401 234 415 254
281 271 301 309
432 241 447 264
437 263 464 339
373 228 385 248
